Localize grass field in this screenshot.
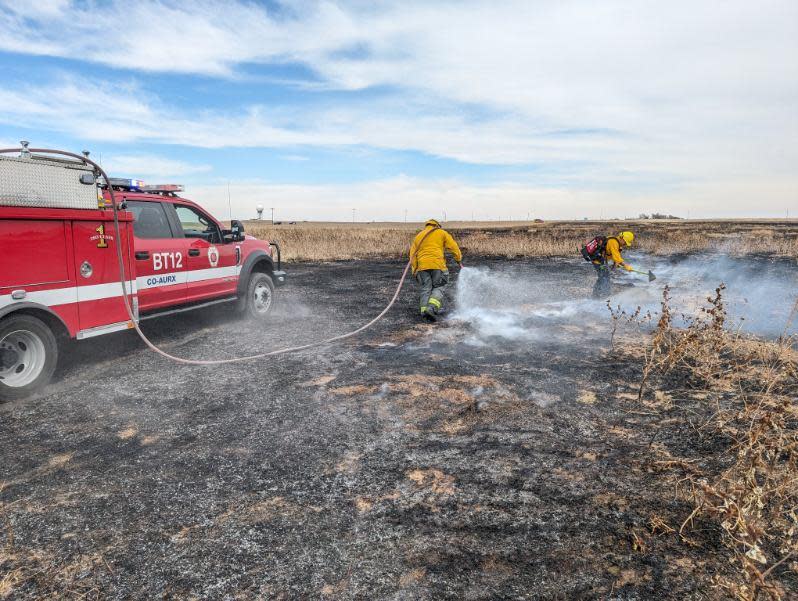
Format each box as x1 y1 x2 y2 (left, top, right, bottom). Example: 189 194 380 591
244 219 798 261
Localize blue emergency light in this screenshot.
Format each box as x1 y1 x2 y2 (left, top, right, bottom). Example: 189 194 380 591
107 178 145 190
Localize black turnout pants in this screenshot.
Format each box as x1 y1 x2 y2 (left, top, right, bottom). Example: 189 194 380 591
592 263 612 299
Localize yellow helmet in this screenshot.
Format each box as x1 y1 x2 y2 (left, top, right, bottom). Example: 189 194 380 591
425 219 441 228
619 231 635 246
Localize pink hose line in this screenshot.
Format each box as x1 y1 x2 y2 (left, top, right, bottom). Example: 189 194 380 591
2 147 417 365
132 259 412 365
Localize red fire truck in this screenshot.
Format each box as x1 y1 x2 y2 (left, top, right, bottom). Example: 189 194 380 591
0 150 286 400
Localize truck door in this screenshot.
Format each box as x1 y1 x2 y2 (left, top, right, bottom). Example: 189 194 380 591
126 200 188 312
168 203 239 302
71 215 135 334
1 219 79 333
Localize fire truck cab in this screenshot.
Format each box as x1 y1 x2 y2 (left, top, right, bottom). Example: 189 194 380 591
0 150 286 400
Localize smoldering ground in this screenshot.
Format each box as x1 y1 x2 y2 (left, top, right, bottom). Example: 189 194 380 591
451 253 797 346
0 255 795 599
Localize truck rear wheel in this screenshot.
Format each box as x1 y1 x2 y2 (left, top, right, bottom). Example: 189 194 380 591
240 272 275 319
0 314 58 401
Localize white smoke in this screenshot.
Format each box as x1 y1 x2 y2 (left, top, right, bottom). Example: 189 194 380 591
450 256 797 344
617 253 798 337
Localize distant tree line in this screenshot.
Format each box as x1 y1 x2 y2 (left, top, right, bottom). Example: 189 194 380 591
638 213 683 220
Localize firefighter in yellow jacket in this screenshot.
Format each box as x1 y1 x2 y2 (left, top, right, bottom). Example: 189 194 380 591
593 231 635 298
409 219 463 322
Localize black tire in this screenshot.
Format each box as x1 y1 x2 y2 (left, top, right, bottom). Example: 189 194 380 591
0 314 58 401
238 272 276 319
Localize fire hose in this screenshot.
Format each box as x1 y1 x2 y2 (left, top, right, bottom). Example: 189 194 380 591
0 147 438 366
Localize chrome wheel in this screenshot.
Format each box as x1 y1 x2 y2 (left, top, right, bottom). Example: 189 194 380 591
0 329 47 388
253 282 273 314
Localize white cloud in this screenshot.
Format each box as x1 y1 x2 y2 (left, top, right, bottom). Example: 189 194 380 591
2 0 70 19
188 175 796 223
190 177 604 222
0 77 627 165
0 1 795 215
0 74 795 216
0 0 358 77
101 155 212 179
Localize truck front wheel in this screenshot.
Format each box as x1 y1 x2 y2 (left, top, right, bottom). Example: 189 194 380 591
240 272 275 319
0 314 58 401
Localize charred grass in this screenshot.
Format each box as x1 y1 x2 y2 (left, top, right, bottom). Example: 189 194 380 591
246 219 798 261
1 258 796 598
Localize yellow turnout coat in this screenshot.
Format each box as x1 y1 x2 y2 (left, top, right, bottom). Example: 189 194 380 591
410 223 462 274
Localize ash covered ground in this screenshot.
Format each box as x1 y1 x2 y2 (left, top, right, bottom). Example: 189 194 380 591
1 255 796 599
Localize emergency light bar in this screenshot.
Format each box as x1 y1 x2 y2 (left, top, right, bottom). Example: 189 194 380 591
98 178 184 195
106 178 145 190
141 184 184 193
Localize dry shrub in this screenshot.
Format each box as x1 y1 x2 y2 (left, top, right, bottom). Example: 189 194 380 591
245 220 798 261
638 286 798 599
607 302 653 349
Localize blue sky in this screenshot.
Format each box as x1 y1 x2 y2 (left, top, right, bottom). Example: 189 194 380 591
0 0 796 221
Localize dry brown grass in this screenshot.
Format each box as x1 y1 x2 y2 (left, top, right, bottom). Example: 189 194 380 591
630 287 798 600
244 220 798 261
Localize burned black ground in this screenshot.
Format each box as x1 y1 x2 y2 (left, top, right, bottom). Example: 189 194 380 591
1 257 795 599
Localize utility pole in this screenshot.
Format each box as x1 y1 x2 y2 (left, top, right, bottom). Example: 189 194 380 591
404 209 407 223
352 208 356 223
270 207 275 225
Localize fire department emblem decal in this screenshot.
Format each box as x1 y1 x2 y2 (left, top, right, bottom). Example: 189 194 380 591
207 246 219 267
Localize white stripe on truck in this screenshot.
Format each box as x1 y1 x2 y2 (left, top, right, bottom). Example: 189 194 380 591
77 281 138 302
2 266 240 310
0 281 136 311
187 265 240 283
0 286 77 310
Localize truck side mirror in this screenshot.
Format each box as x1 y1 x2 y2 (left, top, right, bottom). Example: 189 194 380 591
227 219 245 242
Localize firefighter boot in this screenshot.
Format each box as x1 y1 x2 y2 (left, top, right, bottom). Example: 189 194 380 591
427 296 442 320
